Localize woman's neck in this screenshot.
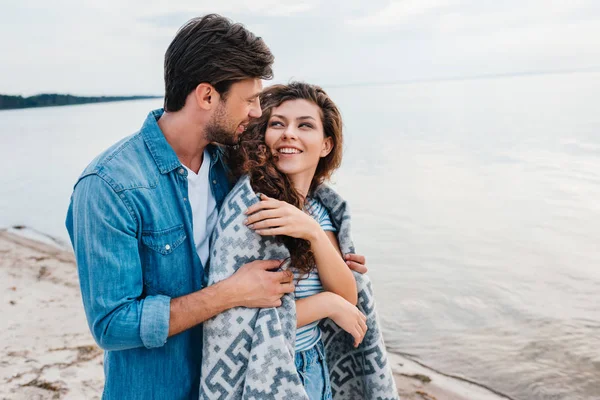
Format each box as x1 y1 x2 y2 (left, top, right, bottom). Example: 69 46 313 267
289 172 313 200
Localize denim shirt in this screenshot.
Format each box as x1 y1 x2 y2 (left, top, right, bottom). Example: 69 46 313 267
65 109 232 400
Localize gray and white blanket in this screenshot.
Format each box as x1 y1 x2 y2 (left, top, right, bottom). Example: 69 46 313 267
200 176 398 400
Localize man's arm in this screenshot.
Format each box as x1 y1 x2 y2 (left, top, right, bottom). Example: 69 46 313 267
67 175 168 351
168 259 293 337
67 175 293 350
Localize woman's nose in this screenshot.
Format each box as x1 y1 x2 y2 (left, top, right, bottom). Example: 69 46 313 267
282 126 297 140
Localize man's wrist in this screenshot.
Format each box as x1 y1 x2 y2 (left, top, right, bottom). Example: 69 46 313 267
212 278 242 310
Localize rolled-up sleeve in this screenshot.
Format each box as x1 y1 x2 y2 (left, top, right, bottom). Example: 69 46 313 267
140 294 171 348
66 174 170 351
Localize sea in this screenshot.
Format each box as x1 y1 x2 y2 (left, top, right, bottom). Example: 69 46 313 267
2 71 599 400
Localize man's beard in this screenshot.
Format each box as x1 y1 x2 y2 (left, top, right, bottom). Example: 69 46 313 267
204 102 239 146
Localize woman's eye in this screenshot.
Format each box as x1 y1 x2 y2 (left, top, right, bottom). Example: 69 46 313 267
299 123 314 129
269 121 284 127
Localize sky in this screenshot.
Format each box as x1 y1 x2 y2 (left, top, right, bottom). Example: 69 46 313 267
2 0 600 96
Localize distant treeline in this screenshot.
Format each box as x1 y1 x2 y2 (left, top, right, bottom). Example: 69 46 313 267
0 94 162 110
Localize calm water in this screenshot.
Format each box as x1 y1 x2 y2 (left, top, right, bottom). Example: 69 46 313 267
2 72 600 400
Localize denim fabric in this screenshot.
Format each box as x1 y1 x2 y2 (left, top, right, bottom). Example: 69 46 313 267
294 340 333 400
65 109 232 399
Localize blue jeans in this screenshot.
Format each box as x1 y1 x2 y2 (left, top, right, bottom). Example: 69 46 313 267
295 340 332 400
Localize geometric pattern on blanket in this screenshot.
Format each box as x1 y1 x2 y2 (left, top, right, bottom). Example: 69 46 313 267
200 176 398 399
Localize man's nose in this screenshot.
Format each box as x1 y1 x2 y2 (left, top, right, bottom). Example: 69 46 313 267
248 99 262 119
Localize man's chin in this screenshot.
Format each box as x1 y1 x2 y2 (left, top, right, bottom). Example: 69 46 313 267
206 132 239 147
220 135 240 147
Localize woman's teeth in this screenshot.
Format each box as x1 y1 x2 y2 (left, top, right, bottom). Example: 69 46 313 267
279 148 301 154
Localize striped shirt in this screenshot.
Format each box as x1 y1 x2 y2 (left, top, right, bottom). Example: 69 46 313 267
294 198 337 352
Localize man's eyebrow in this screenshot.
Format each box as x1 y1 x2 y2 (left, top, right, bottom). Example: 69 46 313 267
246 91 262 100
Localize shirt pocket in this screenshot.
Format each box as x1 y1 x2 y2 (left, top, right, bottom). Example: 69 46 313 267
141 224 188 296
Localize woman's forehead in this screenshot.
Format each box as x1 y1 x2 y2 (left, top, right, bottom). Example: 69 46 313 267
271 99 321 119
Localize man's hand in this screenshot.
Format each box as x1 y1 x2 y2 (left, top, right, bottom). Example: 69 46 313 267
168 260 294 337
227 259 295 308
344 253 367 274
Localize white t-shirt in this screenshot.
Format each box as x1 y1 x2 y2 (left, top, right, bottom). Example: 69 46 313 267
184 149 217 268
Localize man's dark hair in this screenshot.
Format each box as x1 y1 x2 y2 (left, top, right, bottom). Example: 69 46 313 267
164 14 274 112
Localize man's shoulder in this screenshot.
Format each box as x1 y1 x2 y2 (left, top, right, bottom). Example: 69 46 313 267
76 132 158 193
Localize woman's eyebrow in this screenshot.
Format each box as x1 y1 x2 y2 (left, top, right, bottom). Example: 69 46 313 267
270 114 316 122
271 114 288 121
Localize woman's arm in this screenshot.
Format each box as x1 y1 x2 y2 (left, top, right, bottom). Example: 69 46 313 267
306 229 358 305
245 195 357 305
296 292 367 348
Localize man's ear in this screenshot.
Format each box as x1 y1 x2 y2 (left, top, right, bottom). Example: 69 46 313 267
195 83 215 110
320 137 333 157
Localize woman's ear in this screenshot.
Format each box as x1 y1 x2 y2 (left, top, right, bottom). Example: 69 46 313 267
320 137 333 158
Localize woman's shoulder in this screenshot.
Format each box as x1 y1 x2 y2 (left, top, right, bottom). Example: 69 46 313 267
306 198 336 232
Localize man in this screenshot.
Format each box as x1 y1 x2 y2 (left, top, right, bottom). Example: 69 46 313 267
66 14 366 399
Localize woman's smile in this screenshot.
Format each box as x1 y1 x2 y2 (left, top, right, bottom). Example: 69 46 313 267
265 99 332 189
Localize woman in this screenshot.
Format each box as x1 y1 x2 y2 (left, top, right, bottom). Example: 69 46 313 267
228 82 368 399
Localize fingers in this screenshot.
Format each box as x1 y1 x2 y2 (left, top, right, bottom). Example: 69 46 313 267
344 253 367 274
254 227 285 236
253 259 283 270
346 261 368 274
345 253 365 264
274 269 294 283
279 283 295 294
354 311 368 347
245 198 280 215
271 298 282 308
359 317 368 336
353 326 367 347
353 327 364 348
245 209 281 225
247 217 285 230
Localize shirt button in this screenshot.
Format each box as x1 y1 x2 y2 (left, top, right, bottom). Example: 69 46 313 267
165 244 171 251
183 197 187 202
212 180 217 184
178 168 185 175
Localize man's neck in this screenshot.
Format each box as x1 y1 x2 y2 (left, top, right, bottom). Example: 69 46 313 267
158 110 209 174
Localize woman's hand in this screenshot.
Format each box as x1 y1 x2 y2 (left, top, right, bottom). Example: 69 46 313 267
329 294 368 348
244 194 321 241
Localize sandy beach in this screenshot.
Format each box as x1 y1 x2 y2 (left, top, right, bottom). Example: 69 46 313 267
1 228 512 400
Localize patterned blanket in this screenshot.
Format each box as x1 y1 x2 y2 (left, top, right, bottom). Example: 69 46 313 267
200 176 398 399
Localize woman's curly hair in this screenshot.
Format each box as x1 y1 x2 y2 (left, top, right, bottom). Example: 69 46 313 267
226 82 343 275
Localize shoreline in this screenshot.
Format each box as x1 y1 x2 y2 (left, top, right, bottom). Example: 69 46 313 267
1 228 512 399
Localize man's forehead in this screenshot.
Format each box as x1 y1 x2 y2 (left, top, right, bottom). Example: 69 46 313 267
250 79 264 97
232 78 263 96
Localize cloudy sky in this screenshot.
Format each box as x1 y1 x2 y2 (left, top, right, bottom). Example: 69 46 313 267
2 0 600 96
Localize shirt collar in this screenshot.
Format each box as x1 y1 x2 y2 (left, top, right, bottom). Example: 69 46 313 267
140 109 226 174
141 109 182 174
